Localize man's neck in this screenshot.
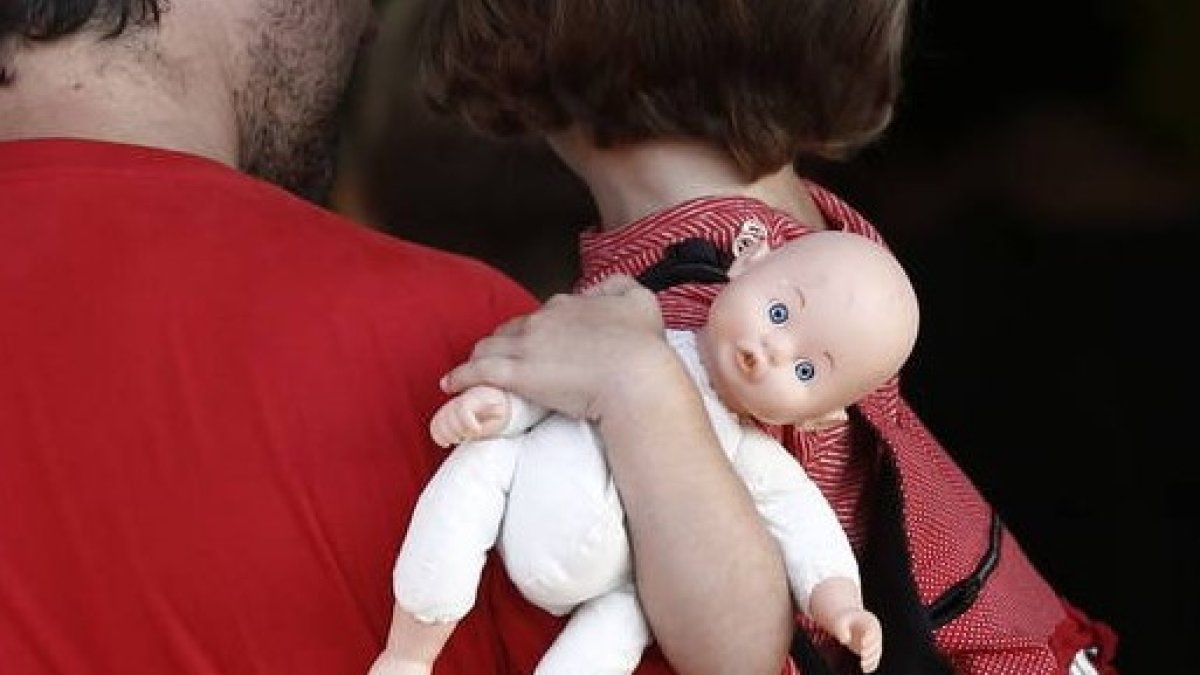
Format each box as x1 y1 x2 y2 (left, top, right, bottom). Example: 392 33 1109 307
0 36 238 167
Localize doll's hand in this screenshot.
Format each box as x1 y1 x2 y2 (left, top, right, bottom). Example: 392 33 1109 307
809 577 883 673
439 275 675 423
429 385 511 447
830 609 883 673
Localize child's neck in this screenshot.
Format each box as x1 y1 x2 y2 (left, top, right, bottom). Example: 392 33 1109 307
580 140 750 230
548 132 825 232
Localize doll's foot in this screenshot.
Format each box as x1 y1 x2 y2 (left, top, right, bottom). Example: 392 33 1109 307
366 650 433 675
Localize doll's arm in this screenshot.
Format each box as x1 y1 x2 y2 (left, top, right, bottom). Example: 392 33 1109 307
733 429 883 673
374 435 521 674
439 277 791 675
429 384 549 448
809 577 883 673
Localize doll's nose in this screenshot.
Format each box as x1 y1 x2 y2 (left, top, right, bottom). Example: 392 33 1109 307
761 334 790 366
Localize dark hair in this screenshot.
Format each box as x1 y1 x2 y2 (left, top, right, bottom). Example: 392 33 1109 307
414 0 909 178
1 1 165 84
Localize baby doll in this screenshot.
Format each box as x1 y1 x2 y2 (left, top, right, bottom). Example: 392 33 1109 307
368 230 920 675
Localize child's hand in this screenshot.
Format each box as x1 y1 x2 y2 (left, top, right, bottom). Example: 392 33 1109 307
830 609 883 673
439 275 675 423
428 386 511 447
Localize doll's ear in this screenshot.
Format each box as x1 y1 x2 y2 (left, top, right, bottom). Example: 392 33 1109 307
797 407 850 431
727 238 772 278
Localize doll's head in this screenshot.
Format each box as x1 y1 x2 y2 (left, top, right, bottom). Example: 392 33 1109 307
696 231 919 426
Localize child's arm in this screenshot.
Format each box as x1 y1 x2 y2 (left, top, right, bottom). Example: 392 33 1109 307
733 428 882 673
440 276 792 675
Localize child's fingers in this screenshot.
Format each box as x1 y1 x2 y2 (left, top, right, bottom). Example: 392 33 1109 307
440 355 517 394
469 334 520 360
488 314 529 337
582 274 642 297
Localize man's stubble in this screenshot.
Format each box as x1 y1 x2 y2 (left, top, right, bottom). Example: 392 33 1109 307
233 0 369 204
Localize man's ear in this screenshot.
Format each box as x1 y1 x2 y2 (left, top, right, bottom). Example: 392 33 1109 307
797 407 849 431
727 238 772 278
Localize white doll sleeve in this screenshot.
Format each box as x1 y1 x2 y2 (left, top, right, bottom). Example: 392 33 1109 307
732 428 860 615
498 391 550 436
393 435 520 623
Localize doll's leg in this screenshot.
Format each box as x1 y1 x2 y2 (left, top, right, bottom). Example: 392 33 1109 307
533 582 650 675
393 436 520 623
367 604 455 675
502 415 632 613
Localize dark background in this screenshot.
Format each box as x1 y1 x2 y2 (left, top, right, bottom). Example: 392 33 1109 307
333 1 1200 672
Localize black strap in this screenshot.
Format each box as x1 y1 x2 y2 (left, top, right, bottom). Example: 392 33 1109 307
790 422 1006 675
858 448 955 675
789 626 837 675
926 511 1003 630
635 238 732 293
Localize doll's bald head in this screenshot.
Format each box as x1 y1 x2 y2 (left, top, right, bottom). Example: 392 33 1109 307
698 231 920 426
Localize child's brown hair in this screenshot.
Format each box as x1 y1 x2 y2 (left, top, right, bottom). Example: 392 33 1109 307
414 0 909 178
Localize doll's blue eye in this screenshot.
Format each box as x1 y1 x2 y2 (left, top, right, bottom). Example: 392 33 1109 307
767 302 789 324
794 360 816 382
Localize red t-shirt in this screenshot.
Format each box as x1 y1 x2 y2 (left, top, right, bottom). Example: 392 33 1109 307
0 139 537 675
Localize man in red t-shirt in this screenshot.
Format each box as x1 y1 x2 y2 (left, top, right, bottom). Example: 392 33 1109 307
0 3 742 674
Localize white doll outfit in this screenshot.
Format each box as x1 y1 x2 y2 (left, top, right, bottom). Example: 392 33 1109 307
393 330 860 674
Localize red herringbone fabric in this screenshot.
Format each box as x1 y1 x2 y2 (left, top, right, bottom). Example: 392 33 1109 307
571 182 1117 675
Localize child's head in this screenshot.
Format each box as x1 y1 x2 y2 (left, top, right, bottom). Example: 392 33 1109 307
413 0 909 179
697 231 919 426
